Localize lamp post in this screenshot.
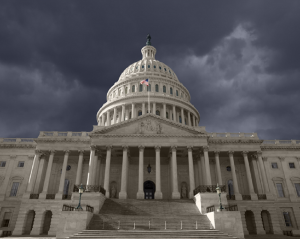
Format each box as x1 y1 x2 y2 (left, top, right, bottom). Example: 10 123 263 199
76 184 84 210
216 184 224 212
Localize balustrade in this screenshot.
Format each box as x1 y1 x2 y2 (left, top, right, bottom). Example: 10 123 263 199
73 185 106 195
193 185 226 195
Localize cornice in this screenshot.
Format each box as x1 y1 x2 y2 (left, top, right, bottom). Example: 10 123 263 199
0 144 36 149
92 134 206 138
34 138 91 144
208 139 263 144
261 145 300 150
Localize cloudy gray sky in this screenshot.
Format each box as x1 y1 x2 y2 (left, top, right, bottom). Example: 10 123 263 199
0 1 299 140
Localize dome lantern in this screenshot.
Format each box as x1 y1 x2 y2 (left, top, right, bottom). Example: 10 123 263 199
141 34 156 60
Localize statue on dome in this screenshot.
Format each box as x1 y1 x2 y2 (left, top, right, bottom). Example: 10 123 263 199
146 34 151 46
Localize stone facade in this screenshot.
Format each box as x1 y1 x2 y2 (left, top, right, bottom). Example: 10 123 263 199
0 39 300 237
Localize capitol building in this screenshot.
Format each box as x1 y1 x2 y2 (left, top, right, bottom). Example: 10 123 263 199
0 36 300 238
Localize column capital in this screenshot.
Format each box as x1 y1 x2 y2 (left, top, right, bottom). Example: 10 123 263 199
278 157 285 161
106 145 113 150
122 145 129 150
171 145 177 151
63 150 70 155
228 151 234 156
257 151 263 156
155 145 161 151
202 146 209 152
49 150 56 155
187 146 193 151
242 151 249 156
28 155 35 160
262 156 268 161
90 145 96 150
78 150 84 155
35 150 42 156
138 145 145 151
214 151 220 155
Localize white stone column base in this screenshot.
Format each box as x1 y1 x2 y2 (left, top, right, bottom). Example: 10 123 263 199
235 193 242 200
105 191 110 198
22 192 31 199
39 192 47 199
172 192 180 199
250 193 258 200
119 191 127 199
155 191 163 199
55 193 63 200
137 191 144 199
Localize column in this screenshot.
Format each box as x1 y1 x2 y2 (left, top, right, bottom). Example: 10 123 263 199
214 151 223 185
163 103 166 118
40 150 55 199
251 155 264 194
137 146 144 199
243 151 258 200
172 105 176 122
153 102 156 115
102 114 105 126
197 156 202 185
203 146 212 185
30 210 45 235
34 154 47 193
113 107 117 124
228 151 242 200
181 108 184 124
200 153 206 185
155 146 163 199
104 146 112 198
257 152 273 200
107 110 111 126
75 150 84 185
121 104 125 121
171 146 180 199
188 112 191 126
87 146 96 186
24 151 41 198
193 115 196 126
187 146 195 198
55 150 69 199
131 103 136 118
142 102 145 115
119 146 129 199
92 151 99 185
125 107 129 121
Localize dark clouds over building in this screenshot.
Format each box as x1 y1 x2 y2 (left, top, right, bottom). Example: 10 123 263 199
0 0 300 140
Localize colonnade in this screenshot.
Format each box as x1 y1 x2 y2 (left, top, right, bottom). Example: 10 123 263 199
25 148 271 201
99 102 198 127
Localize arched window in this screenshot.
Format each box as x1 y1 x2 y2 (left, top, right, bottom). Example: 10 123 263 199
170 87 173 95
156 110 160 116
176 90 178 96
138 110 142 116
166 112 169 119
129 112 132 119
139 84 143 92
163 85 166 93
155 84 159 92
147 84 151 92
125 87 128 94
179 116 182 123
132 85 135 93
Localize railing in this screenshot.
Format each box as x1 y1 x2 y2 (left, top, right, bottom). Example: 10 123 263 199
62 194 71 200
39 131 87 137
21 139 34 142
29 194 39 199
58 132 67 136
0 138 36 144
206 205 215 213
258 194 266 200
206 204 238 213
3 138 16 142
44 132 54 136
209 132 258 138
72 132 82 136
283 230 293 236
262 140 299 145
226 195 235 200
242 195 251 200
62 204 75 211
46 194 55 199
73 185 106 195
86 205 94 213
193 185 226 195
2 231 12 237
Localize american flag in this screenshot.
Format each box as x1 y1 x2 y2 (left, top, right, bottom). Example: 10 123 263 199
140 79 149 86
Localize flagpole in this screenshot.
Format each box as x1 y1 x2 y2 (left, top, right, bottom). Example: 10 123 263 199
148 79 150 113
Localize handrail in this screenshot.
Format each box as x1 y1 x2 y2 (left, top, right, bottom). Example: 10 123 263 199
194 185 226 195
206 204 238 212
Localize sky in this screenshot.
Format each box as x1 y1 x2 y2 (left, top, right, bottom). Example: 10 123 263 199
0 0 300 140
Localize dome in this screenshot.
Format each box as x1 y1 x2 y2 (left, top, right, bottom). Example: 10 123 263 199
118 45 179 83
96 35 200 128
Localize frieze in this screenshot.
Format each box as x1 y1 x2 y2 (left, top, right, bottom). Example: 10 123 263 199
261 146 300 150
209 139 263 144
35 138 91 144
0 144 36 149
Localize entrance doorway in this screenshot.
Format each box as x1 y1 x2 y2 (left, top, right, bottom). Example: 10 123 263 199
144 180 155 199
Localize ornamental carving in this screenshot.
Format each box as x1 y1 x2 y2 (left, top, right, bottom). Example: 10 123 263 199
137 119 162 134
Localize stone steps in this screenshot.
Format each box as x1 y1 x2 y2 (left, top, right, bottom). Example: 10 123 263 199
70 230 238 238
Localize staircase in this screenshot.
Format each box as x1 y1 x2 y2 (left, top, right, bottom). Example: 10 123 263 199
70 199 237 238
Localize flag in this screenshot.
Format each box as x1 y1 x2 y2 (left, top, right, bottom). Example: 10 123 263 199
140 79 149 86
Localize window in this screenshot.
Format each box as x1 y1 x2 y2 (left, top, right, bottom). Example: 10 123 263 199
271 163 278 169
148 65 150 68
66 165 71 171
226 166 231 171
170 87 173 95
129 112 132 119
163 85 166 93
142 65 144 68
156 110 160 116
176 90 179 96
138 110 142 116
139 84 143 92
132 85 135 93
17 161 24 167
0 161 6 167
1 212 11 227
166 112 169 119
295 183 300 197
159 66 161 70
155 84 159 92
164 68 166 71
289 163 295 168
154 65 156 68
179 116 182 123
147 84 151 92
136 66 138 69
10 182 19 197
276 183 285 197
228 180 234 197
283 212 292 227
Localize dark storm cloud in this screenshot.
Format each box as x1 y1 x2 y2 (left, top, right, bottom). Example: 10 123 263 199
0 0 299 140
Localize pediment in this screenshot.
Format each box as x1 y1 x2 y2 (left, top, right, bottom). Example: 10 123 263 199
90 114 206 137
